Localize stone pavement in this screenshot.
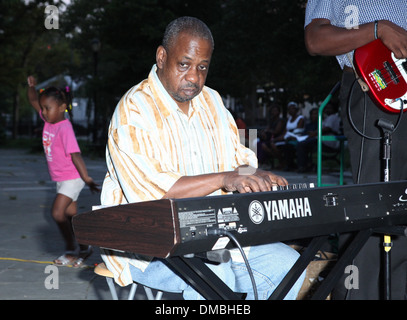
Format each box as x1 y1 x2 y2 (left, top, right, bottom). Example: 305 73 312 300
0 148 352 300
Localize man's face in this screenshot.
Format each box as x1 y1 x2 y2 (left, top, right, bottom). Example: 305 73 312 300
156 32 213 111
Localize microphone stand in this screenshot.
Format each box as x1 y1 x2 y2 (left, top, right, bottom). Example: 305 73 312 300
377 118 394 300
347 74 405 300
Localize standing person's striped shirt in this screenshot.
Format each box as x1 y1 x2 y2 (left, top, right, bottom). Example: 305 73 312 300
100 65 257 286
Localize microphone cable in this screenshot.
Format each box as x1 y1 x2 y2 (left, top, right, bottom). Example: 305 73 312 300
347 78 403 183
224 230 259 301
208 229 258 300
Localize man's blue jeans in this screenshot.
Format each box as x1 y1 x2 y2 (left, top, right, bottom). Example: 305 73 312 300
129 242 305 300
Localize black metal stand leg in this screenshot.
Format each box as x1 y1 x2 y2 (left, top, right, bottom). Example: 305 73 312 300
166 256 242 300
374 225 407 300
269 235 329 300
312 229 373 300
378 119 395 300
383 238 392 300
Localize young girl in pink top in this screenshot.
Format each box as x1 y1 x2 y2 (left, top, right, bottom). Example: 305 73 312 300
27 76 100 267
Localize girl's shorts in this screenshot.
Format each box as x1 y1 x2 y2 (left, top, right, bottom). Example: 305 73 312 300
56 178 85 201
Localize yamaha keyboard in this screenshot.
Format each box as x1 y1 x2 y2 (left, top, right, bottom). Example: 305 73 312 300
73 181 407 258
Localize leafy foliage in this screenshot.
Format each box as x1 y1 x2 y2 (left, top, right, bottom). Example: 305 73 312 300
1 0 341 138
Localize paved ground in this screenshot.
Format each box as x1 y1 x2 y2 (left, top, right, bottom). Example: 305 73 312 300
0 148 151 300
0 148 352 300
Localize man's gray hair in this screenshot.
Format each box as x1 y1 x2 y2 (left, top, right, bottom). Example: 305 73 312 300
162 16 214 51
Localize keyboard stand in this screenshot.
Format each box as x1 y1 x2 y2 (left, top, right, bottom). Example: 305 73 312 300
311 229 373 300
269 230 373 300
166 255 243 300
166 229 376 300
269 235 330 300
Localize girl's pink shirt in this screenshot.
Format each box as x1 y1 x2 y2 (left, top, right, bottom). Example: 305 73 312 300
40 111 81 181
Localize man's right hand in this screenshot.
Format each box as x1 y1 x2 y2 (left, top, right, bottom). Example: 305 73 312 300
222 166 288 194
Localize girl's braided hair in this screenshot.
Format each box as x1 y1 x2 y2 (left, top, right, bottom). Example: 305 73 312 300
39 86 74 121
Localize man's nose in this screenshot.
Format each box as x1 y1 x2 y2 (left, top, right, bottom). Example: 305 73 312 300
185 67 199 84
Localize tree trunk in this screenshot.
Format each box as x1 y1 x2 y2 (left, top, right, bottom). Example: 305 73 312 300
12 90 20 139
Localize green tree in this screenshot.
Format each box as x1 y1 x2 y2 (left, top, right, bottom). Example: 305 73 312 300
63 0 175 142
0 0 73 138
208 0 340 122
1 1 342 138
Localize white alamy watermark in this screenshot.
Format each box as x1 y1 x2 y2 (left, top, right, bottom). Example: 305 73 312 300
44 265 59 290
344 5 359 29
44 5 59 30
344 264 359 290
238 128 258 175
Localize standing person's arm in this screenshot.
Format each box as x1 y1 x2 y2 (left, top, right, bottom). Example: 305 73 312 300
305 19 407 59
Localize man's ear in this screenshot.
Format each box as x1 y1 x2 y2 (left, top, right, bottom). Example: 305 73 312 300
156 45 167 69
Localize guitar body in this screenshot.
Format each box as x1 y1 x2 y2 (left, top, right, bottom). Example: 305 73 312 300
353 39 407 113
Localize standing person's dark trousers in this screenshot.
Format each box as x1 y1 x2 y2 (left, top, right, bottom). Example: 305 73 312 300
339 69 407 183
332 70 407 300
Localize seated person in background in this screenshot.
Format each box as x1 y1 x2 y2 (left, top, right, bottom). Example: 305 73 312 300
100 16 305 300
276 101 305 171
257 104 286 168
296 103 341 173
281 101 305 141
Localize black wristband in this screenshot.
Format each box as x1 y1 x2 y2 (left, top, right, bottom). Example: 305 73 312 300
374 20 379 40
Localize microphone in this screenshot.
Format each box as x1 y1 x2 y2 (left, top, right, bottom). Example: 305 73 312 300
185 249 231 264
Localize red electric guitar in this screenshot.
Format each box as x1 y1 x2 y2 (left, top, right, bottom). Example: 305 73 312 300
353 39 407 113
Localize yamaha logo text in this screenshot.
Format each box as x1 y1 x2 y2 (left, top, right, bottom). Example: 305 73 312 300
248 197 312 224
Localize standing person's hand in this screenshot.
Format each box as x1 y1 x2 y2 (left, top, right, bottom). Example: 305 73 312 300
377 20 407 59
